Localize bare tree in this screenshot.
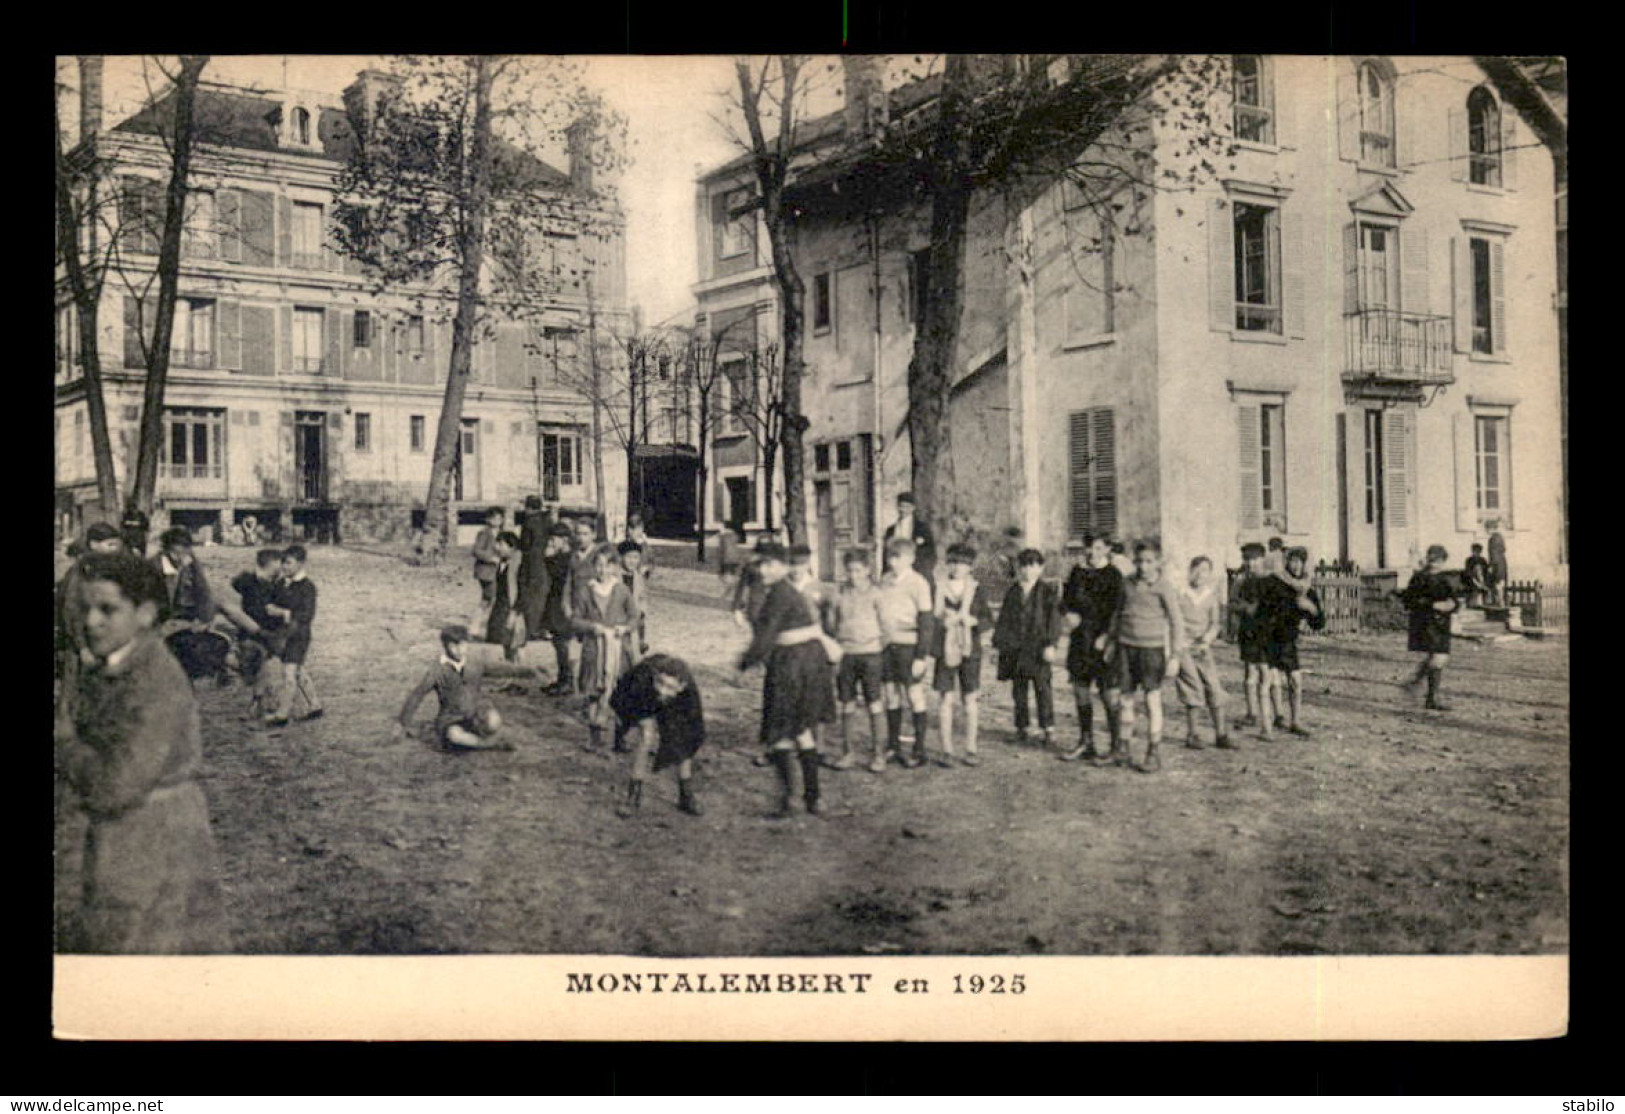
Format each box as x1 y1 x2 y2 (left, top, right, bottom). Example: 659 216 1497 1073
727 55 818 546
120 54 209 517
334 54 625 561
53 59 119 519
684 315 753 561
728 342 788 533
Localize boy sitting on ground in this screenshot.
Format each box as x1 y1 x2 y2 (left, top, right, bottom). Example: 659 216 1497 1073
393 624 511 750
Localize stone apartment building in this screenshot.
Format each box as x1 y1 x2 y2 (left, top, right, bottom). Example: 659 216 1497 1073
54 61 629 545
695 55 1565 581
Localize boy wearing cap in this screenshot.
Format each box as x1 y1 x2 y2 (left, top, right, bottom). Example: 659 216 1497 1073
1268 547 1324 737
393 625 510 750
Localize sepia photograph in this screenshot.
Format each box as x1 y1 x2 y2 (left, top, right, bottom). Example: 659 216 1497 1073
50 51 1568 1038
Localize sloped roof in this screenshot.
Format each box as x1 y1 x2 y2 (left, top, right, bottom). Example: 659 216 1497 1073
112 82 572 188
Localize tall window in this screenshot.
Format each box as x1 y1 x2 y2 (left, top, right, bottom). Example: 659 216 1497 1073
183 189 217 259
1357 62 1395 168
1064 199 1116 341
171 298 215 368
161 407 225 481
546 232 581 291
292 307 325 373
813 271 832 332
721 357 749 434
409 414 426 453
1467 87 1502 187
1233 202 1280 333
1233 55 1274 143
1238 400 1288 531
353 310 372 349
541 429 583 498
1475 415 1507 517
354 412 372 452
291 201 324 269
291 107 311 145
1357 223 1398 310
56 305 76 378
718 187 751 258
1363 409 1380 525
407 314 425 359
1470 238 1493 354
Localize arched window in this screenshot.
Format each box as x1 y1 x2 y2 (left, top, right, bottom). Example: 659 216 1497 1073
1467 86 1502 187
1357 62 1395 167
291 106 311 145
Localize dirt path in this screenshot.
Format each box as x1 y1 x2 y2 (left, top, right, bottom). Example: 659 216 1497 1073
56 544 1568 956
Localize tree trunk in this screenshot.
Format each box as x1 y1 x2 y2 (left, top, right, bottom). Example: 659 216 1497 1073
130 54 208 516
694 383 711 561
420 56 496 563
54 107 119 520
906 54 977 549
760 441 778 532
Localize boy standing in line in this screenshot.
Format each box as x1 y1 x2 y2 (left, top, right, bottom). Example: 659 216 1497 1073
471 506 506 627
265 544 321 727
1106 541 1186 773
827 548 889 773
1059 534 1125 763
993 549 1063 750
1398 545 1462 712
541 523 575 694
877 537 937 768
1174 555 1231 751
931 543 994 767
1270 547 1325 737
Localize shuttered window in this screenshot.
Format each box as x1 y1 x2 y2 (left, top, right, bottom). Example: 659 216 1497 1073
1068 407 1117 539
1475 414 1507 518
1233 55 1274 143
1238 401 1288 532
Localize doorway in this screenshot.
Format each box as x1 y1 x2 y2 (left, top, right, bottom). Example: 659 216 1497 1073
454 418 479 502
294 411 326 502
725 476 753 531
814 480 835 579
1344 408 1388 569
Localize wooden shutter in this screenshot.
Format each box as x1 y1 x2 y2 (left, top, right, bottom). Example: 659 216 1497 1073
279 305 293 373
1448 108 1467 182
1501 418 1515 529
1451 237 1471 352
1382 407 1413 532
1501 116 1518 189
1397 94 1415 171
337 310 354 378
277 410 296 498
1343 223 1361 313
118 176 143 254
325 309 341 376
1092 407 1116 537
218 300 242 371
1490 239 1507 355
1281 207 1304 338
219 190 243 263
1069 411 1092 537
1237 404 1262 532
1336 71 1360 162
1400 224 1430 314
1262 56 1284 146
242 190 275 266
122 296 144 368
1453 412 1477 531
1208 196 1233 331
277 195 293 267
241 305 273 376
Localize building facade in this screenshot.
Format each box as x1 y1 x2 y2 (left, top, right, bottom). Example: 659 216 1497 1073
694 55 1565 581
55 64 629 545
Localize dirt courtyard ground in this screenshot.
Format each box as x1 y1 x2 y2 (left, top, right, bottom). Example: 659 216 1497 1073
55 542 1569 956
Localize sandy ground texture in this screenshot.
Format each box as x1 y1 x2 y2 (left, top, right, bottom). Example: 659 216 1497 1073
55 541 1569 956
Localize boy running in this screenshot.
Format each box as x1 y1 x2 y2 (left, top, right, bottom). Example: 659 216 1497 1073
1398 545 1462 711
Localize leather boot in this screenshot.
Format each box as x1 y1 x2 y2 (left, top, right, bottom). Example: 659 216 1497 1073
768 750 796 818
677 777 704 816
799 751 823 816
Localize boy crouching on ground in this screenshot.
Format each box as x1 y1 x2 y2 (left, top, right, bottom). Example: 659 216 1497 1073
393 624 511 750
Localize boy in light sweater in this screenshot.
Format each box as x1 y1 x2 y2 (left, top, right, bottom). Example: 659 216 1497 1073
827 548 889 772
878 536 936 768
1106 540 1186 773
1174 555 1231 750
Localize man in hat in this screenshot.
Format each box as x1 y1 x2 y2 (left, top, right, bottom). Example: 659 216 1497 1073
883 492 936 590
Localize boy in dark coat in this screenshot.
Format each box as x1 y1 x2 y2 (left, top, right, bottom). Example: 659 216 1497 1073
930 543 995 766
993 548 1063 748
1058 533 1125 763
1270 547 1326 737
55 552 228 953
611 653 707 818
228 548 286 718
1398 545 1462 711
1232 542 1297 741
541 523 575 694
265 544 321 726
484 531 525 662
393 624 509 749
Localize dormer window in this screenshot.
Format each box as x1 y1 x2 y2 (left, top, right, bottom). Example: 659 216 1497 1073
1467 87 1502 187
1357 61 1395 168
291 107 311 146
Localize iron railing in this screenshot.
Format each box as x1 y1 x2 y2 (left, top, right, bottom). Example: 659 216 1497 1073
1343 308 1454 384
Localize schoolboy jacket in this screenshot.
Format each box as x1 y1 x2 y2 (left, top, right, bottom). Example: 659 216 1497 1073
993 578 1062 678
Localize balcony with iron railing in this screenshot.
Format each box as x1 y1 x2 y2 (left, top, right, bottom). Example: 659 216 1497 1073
1343 308 1454 386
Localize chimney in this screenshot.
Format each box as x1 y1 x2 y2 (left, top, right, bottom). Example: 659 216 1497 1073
565 118 595 192
77 55 103 145
341 68 402 142
842 55 888 142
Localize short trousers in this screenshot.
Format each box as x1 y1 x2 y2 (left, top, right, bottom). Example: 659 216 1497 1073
836 652 884 705
881 642 922 685
441 701 498 743
933 653 983 695
1116 644 1167 692
1239 637 1268 665
1174 647 1227 707
1267 640 1301 674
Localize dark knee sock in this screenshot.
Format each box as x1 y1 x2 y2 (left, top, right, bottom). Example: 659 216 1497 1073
886 708 903 748
1426 666 1442 703
1077 696 1094 738
770 749 796 799
911 711 929 751
799 752 821 803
